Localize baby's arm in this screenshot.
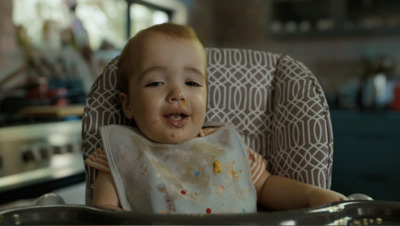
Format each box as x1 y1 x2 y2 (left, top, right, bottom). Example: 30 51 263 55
255 171 347 210
92 171 122 210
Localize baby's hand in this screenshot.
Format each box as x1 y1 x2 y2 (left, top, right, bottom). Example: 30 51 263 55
307 188 348 207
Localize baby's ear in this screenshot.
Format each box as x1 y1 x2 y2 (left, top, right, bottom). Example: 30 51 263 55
119 92 134 120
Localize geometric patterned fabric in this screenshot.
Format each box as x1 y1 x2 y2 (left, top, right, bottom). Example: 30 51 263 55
81 48 333 205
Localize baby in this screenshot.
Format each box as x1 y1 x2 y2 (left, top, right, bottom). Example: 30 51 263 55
85 23 346 213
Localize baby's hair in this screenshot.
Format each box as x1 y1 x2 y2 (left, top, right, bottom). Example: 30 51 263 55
117 23 206 94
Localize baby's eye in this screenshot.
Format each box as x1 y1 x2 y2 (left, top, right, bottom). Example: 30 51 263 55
146 81 164 87
186 81 201 87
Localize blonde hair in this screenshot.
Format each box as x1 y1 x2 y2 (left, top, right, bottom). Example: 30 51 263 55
117 23 206 94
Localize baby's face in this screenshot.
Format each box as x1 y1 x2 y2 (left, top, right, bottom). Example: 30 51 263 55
120 32 207 144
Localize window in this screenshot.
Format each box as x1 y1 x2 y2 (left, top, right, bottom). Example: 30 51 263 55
12 0 187 50
129 3 170 38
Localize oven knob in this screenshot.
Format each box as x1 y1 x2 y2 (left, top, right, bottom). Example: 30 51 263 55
22 150 35 162
40 147 50 159
53 146 63 154
66 144 75 153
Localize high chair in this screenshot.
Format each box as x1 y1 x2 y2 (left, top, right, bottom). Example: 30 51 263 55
81 48 334 205
3 48 400 225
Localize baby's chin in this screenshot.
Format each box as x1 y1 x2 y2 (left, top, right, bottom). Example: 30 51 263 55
146 131 199 144
135 121 203 144
149 135 193 144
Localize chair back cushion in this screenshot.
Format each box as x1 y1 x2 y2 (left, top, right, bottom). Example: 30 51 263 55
82 48 333 205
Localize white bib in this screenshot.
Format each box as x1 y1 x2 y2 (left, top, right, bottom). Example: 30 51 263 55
100 124 257 214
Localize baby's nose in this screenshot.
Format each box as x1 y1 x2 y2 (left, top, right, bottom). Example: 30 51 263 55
168 87 186 102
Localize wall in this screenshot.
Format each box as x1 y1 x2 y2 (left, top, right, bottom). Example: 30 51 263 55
0 0 17 57
188 0 400 96
0 0 24 89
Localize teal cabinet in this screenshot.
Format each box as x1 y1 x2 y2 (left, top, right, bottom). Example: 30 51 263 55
330 111 400 201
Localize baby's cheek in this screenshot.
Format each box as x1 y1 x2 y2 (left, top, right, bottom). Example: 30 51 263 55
153 117 161 125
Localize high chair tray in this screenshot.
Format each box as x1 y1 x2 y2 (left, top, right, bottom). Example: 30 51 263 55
1 200 400 225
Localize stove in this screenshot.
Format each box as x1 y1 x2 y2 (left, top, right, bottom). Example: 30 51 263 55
0 120 85 204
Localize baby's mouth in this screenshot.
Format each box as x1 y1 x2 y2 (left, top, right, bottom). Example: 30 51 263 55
164 113 189 128
166 113 187 121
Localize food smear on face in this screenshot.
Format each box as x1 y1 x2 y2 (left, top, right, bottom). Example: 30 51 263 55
181 99 188 108
170 129 184 138
153 117 161 124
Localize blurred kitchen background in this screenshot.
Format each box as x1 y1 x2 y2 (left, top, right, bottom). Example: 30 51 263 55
0 0 399 209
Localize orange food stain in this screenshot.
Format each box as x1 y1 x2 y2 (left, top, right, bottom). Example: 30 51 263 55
231 170 238 179
181 100 188 107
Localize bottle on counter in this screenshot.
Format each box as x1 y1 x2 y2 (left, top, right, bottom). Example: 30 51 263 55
391 82 400 111
357 54 397 110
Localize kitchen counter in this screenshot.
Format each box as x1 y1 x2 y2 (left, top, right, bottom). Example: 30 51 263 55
18 104 84 118
0 120 85 204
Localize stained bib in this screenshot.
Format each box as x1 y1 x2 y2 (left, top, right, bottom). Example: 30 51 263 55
100 124 257 214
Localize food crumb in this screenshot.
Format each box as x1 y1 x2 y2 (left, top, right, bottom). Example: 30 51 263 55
213 161 222 174
231 170 238 179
